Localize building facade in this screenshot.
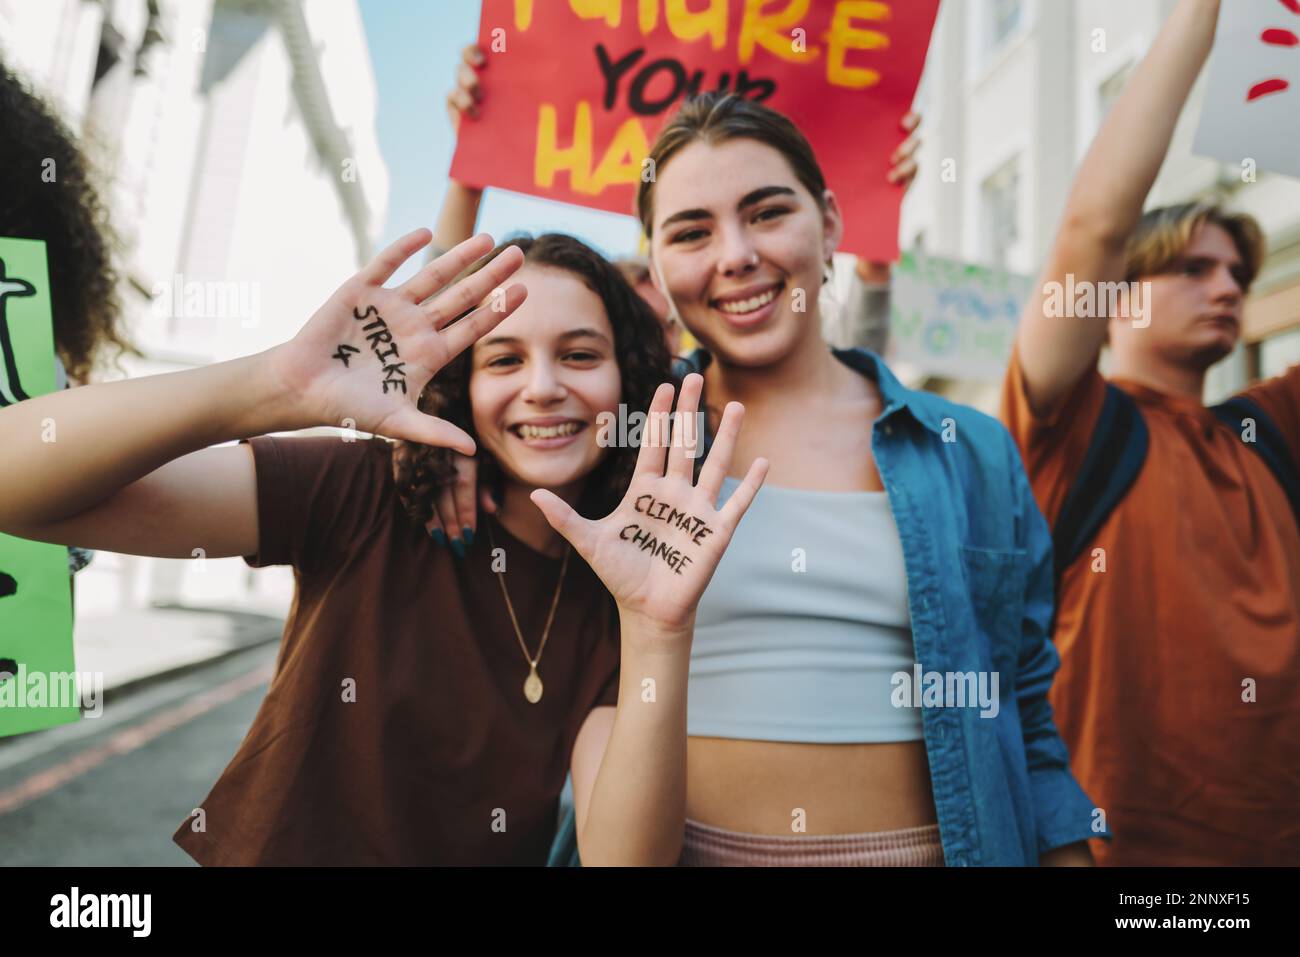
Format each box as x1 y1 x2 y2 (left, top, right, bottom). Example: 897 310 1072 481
0 0 389 616
898 0 1300 411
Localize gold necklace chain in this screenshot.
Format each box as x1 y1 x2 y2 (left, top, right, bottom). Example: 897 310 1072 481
486 517 571 704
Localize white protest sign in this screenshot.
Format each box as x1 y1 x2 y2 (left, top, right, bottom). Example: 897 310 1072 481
888 251 1032 382
1193 0 1300 179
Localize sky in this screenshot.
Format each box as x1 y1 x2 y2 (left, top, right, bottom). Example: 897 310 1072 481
357 0 643 282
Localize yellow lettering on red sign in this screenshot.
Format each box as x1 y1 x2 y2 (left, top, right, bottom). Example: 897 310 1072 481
665 0 728 50
536 102 595 193
639 0 660 32
570 0 623 27
592 116 651 191
825 1 889 89
536 103 650 194
514 0 533 30
739 0 818 66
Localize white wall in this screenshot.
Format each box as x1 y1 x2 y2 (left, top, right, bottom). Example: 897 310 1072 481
3 0 389 616
900 0 1300 411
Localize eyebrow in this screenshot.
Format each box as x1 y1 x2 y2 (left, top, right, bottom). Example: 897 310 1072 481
658 185 798 232
479 328 613 349
1172 255 1246 273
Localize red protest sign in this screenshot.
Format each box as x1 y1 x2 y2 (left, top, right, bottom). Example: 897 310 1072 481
450 0 941 261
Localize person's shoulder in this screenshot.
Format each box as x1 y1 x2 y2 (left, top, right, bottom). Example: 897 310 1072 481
246 431 393 461
1234 363 1300 407
854 348 1014 453
912 387 1008 438
244 432 396 490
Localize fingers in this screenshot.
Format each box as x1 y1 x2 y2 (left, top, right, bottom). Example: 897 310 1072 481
452 459 478 541
448 86 475 122
530 489 595 563
887 156 918 187
894 113 920 162
381 407 476 457
436 481 467 556
666 373 703 482
888 117 921 187
447 46 485 128
888 110 921 185
361 228 432 286
399 232 496 303
424 242 525 326
457 62 481 108
425 500 449 548
436 282 528 360
696 400 744 505
479 485 499 516
892 134 920 165
719 456 770 529
633 382 677 480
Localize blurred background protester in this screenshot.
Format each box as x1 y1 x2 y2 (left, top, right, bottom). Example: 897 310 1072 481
612 255 680 356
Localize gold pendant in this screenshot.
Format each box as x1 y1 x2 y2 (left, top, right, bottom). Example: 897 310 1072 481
523 666 543 704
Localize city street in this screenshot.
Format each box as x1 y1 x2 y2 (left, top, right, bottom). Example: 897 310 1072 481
0 644 276 866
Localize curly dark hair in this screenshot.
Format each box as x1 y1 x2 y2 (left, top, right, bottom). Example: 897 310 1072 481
0 57 135 383
391 233 676 530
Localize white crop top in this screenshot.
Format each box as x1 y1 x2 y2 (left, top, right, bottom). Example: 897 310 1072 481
688 476 922 743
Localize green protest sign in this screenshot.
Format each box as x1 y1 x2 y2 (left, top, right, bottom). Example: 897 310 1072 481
0 236 80 737
889 251 1033 382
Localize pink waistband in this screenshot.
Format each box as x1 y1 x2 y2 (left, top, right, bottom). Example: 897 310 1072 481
679 818 945 867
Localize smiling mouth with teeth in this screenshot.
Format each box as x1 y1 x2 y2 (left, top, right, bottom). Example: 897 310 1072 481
714 283 783 315
513 422 584 439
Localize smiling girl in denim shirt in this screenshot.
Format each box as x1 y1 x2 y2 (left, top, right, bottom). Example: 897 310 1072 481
436 86 1103 865
434 60 1102 863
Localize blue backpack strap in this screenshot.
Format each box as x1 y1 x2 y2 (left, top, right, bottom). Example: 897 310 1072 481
1210 395 1300 527
546 803 581 867
1052 384 1149 583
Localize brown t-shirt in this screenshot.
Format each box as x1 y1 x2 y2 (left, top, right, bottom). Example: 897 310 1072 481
172 435 620 865
1001 346 1300 865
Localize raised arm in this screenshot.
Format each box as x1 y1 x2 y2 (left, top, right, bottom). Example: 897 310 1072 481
0 230 525 559
532 374 768 866
1017 0 1220 415
433 45 489 254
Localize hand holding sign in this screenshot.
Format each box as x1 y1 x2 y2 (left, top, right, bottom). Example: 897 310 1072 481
267 231 526 452
446 44 486 132
530 373 767 641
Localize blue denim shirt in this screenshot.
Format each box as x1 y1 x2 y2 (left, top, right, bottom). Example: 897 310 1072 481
677 346 1106 865
548 346 1106 866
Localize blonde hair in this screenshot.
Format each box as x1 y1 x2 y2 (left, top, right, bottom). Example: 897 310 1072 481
1125 201 1265 290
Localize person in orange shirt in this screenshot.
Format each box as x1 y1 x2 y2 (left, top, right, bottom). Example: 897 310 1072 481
1001 0 1300 865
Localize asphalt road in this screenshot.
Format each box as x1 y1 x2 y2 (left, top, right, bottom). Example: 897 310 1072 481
0 644 277 866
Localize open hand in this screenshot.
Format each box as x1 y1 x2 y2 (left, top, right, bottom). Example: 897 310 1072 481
530 374 768 638
268 230 525 452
